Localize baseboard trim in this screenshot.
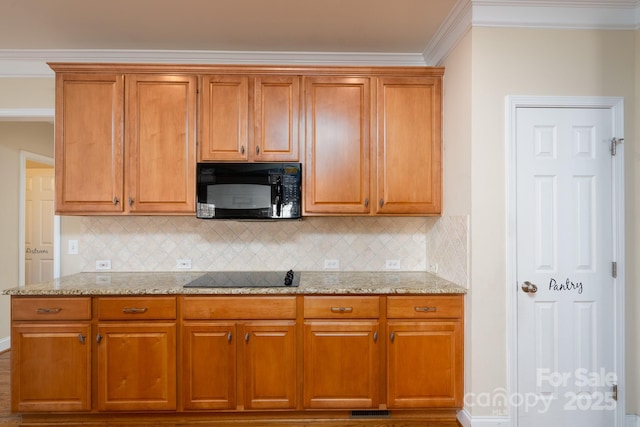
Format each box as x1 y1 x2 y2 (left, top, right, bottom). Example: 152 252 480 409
0 336 10 353
457 409 510 427
458 409 638 426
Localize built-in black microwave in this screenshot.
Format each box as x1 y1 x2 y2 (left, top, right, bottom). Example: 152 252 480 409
196 163 302 220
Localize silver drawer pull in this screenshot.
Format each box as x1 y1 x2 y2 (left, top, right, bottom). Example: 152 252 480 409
330 307 353 313
36 308 62 314
415 306 437 312
122 307 148 314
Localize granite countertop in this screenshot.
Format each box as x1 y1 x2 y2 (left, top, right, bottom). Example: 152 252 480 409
2 271 466 296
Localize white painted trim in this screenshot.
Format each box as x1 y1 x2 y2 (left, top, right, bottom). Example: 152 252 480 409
423 0 473 65
19 151 59 286
0 108 55 122
0 49 428 77
627 413 640 427
458 410 640 427
505 95 626 426
457 408 471 426
473 0 639 30
0 336 10 353
457 408 511 426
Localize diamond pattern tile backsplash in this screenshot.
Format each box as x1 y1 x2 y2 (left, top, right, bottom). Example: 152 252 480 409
79 216 468 286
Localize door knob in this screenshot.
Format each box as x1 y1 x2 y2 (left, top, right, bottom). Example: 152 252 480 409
521 281 538 294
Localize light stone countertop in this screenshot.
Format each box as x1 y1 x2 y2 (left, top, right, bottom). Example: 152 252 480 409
2 271 466 296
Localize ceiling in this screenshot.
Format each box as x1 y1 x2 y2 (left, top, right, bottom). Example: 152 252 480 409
0 0 637 78
0 0 458 54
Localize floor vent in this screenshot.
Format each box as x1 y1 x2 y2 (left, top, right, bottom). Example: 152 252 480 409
350 410 391 418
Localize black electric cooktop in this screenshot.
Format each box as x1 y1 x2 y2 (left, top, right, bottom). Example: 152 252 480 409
184 270 299 288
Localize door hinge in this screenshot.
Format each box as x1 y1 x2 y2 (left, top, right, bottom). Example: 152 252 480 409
610 137 624 156
613 384 618 401
612 261 617 278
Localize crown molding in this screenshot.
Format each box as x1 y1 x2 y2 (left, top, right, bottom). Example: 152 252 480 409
0 50 428 78
2 0 639 77
472 0 639 30
423 0 473 65
421 0 639 65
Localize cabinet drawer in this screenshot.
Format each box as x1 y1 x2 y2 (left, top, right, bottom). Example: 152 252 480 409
97 297 176 320
12 297 92 321
387 295 462 319
303 296 379 318
182 296 296 319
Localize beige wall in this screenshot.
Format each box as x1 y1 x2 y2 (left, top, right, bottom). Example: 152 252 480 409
441 30 473 417
460 27 638 416
442 32 472 218
0 78 54 109
0 122 55 340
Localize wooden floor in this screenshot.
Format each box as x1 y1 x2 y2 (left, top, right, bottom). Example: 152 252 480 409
0 350 459 427
0 351 20 426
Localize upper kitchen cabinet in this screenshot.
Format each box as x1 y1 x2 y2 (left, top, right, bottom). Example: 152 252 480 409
376 76 442 215
52 66 197 215
125 74 196 214
200 75 300 162
303 76 371 214
52 64 442 216
54 73 125 214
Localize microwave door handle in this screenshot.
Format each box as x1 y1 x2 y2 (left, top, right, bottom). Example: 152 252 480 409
275 177 283 217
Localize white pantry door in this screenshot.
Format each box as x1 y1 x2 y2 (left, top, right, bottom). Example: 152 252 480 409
25 167 55 284
516 107 617 426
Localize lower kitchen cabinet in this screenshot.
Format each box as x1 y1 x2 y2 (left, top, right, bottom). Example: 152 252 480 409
181 296 298 411
182 321 297 410
386 295 464 408
387 321 462 408
303 321 380 409
242 321 297 409
96 296 177 411
11 297 92 412
302 296 381 409
8 292 464 424
182 322 237 410
11 323 92 412
96 322 177 411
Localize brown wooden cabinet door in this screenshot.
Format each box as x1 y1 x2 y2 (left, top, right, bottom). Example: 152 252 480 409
304 76 371 214
387 321 462 408
200 75 249 161
254 76 300 161
376 76 442 215
125 74 196 213
11 323 91 412
182 322 237 410
55 73 124 213
303 321 379 408
96 322 176 411
242 321 297 409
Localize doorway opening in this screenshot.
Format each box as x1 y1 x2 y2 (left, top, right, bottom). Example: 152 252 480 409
19 151 60 285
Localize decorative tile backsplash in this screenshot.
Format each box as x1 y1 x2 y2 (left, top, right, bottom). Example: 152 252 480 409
79 216 468 286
